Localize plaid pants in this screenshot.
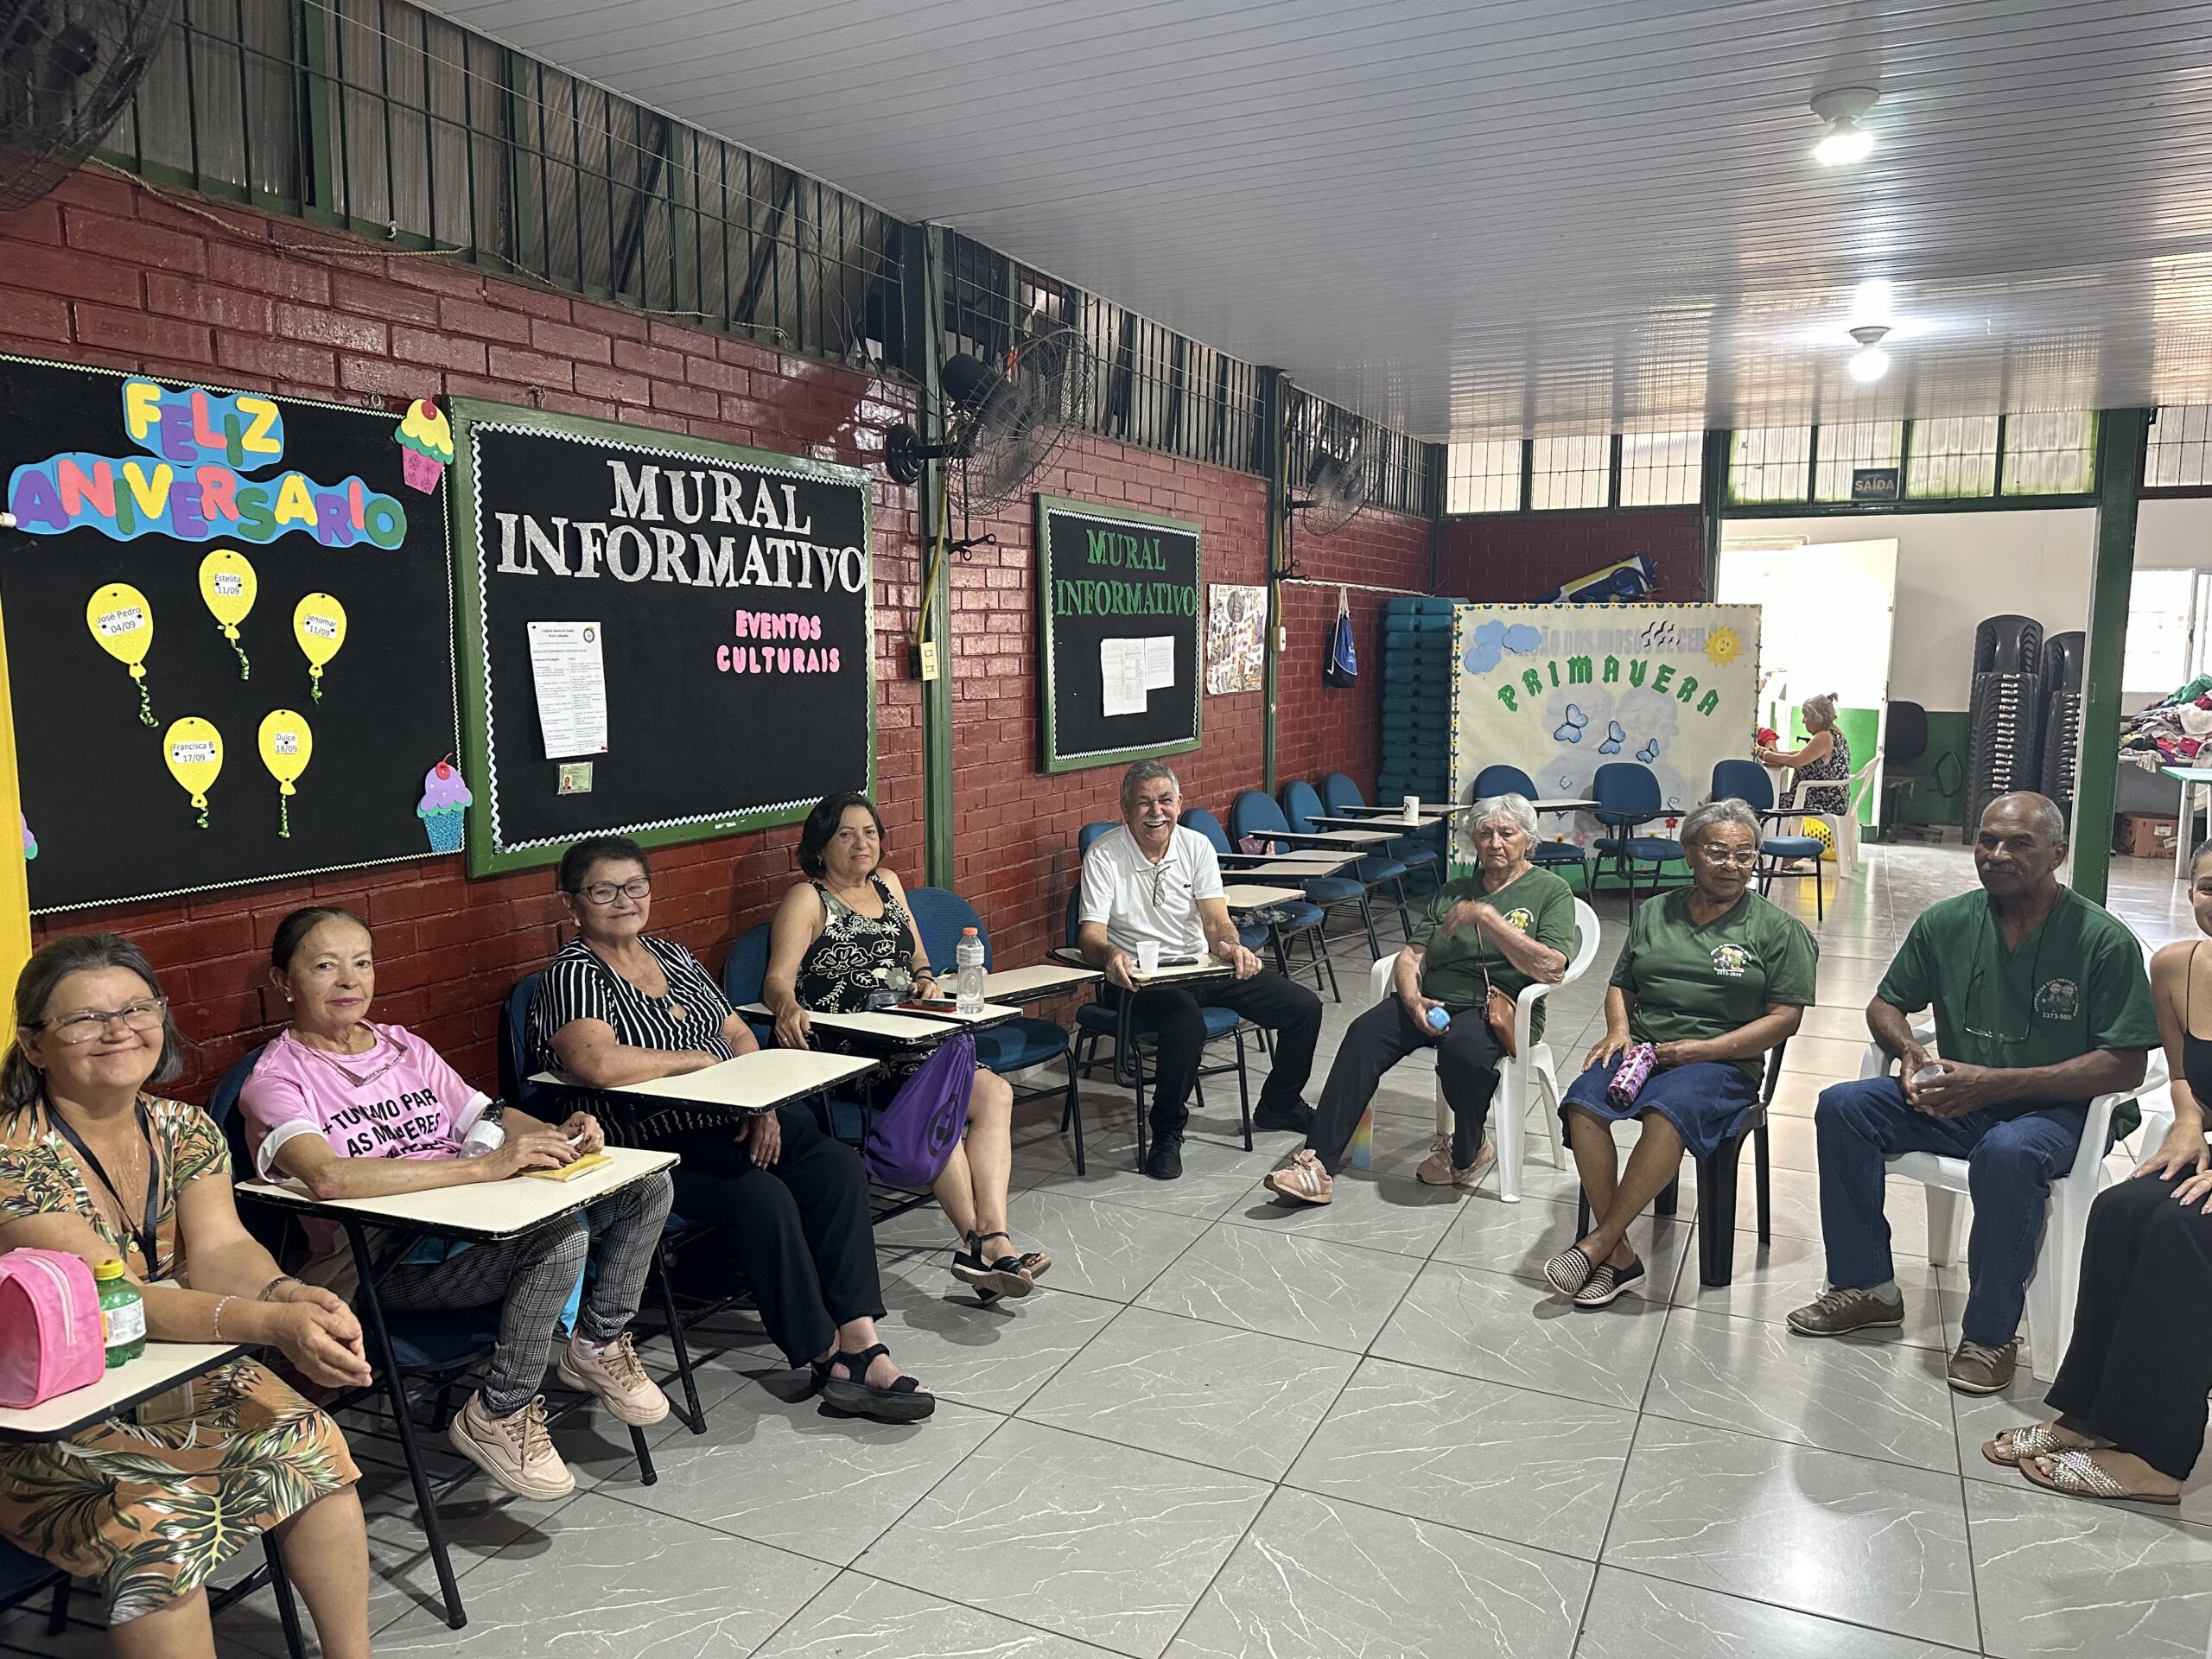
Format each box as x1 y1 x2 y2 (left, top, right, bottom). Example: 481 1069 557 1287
380 1170 673 1416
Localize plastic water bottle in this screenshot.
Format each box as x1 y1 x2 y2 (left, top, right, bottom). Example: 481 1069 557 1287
94 1259 145 1368
956 927 987 1016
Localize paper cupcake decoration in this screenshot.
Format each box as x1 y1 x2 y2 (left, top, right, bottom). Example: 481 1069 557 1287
418 755 471 852
395 400 454 494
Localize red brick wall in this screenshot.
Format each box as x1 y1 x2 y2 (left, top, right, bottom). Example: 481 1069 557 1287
1434 508 1705 603
0 172 931 1095
0 170 1383 1094
1275 509 1432 800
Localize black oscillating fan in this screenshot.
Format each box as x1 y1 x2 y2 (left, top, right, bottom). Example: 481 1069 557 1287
885 325 1097 518
1 0 178 213
1285 397 1374 537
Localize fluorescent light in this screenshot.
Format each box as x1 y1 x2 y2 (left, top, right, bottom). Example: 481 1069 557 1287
1848 345 1891 382
1815 118 1875 166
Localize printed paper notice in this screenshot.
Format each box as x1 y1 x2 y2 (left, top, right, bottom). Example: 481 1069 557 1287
1101 638 1147 717
1141 635 1175 690
527 621 609 759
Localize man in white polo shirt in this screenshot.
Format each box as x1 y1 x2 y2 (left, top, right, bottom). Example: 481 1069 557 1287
1079 760 1321 1179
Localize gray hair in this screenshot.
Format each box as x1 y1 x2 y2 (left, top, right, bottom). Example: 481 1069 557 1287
1802 692 1840 729
1984 791 2068 843
4 932 184 1108
1121 760 1179 809
1470 792 1539 842
1682 797 1764 852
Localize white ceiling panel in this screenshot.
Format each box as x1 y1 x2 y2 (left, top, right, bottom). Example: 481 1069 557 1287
423 0 2212 441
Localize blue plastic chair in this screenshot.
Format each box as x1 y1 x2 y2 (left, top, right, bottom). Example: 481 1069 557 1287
1320 770 1441 893
1182 806 1338 1001
1282 778 1412 941
1230 788 1382 957
1711 760 1827 921
1473 763 1593 887
1078 820 1117 853
1065 888 1252 1168
905 886 1088 1174
1590 762 1684 912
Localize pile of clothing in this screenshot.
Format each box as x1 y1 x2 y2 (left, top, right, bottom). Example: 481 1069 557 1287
2120 673 2212 770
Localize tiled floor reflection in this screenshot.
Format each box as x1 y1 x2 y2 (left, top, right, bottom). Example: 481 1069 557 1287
6 842 2199 1657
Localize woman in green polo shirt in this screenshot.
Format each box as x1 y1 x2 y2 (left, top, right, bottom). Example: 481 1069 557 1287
1545 798 1816 1306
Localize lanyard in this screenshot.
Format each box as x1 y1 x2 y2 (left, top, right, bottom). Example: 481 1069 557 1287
44 1095 164 1281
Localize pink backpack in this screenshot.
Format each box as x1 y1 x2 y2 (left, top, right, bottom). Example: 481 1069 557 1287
0 1249 106 1407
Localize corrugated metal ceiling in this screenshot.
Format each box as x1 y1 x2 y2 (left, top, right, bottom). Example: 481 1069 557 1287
424 0 2212 441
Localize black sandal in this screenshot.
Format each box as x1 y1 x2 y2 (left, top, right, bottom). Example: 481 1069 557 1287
951 1231 1036 1301
817 1344 935 1423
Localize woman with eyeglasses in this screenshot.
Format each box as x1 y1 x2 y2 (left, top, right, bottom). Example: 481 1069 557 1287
764 793 1041 1299
532 836 931 1422
0 933 375 1657
1544 798 1815 1307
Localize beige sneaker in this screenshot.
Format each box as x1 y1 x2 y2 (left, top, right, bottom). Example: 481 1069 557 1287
1263 1148 1332 1205
556 1331 670 1427
446 1393 575 1501
1416 1135 1495 1188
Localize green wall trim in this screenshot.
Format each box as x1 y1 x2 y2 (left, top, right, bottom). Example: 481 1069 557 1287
2072 409 2151 905
901 224 954 887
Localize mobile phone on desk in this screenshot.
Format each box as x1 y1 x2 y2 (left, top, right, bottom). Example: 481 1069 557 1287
1158 956 1200 967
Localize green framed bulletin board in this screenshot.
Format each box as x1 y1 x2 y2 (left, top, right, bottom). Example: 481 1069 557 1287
448 399 874 876
1036 493 1202 773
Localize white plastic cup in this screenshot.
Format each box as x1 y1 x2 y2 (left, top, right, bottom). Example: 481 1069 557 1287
1403 795 1421 823
1135 940 1161 977
1911 1062 1948 1088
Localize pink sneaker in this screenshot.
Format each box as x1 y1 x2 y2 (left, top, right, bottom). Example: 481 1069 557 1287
1264 1149 1333 1205
556 1331 670 1427
1416 1136 1495 1189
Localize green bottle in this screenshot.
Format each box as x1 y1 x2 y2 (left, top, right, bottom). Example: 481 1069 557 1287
94 1260 145 1368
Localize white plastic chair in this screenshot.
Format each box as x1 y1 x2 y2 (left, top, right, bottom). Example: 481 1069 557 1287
1857 1023 2172 1381
1353 896 1600 1202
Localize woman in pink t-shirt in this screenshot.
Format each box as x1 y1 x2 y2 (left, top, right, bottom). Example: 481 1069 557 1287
239 907 674 1504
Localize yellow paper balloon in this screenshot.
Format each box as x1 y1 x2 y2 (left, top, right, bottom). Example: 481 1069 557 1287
257 709 312 838
162 716 223 830
199 548 257 680
86 582 156 727
293 594 346 702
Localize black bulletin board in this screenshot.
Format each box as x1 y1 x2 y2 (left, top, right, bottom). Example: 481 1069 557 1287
448 400 875 875
0 356 458 912
1036 494 1202 773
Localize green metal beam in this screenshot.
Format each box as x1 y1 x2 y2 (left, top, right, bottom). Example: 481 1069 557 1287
1699 429 1731 599
900 224 955 886
2071 407 2150 905
1259 369 1289 794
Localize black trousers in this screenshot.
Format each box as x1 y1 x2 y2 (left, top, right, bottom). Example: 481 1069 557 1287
1122 969 1322 1135
2047 1173 2212 1480
656 1104 885 1367
1308 998 1505 1172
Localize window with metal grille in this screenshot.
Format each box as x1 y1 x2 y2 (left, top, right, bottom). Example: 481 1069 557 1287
1813 423 1904 503
1907 417 2000 498
2147 407 2212 489
1445 440 1524 514
2000 412 2097 495
1618 431 1701 506
1529 435 1609 511
1729 429 1813 504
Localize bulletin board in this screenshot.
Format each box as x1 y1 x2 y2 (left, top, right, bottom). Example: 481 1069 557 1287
448 400 874 876
0 356 458 912
1449 602 1762 852
1037 494 1201 772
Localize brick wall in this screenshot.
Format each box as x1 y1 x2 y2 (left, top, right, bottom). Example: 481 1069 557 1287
1434 507 1706 603
0 169 1420 1095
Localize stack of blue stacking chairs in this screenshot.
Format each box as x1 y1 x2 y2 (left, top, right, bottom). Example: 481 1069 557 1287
1378 596 1461 818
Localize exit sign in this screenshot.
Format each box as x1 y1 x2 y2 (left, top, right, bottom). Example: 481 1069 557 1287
1851 467 1901 502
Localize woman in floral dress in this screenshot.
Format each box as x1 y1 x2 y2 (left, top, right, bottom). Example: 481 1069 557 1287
0 933 372 1657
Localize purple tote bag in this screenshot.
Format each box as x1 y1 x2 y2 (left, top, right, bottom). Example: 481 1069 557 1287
862 1030 976 1188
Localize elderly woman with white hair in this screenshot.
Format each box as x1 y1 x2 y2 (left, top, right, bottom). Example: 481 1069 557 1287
1543 798 1817 1306
1757 692 1853 869
1266 792 1576 1205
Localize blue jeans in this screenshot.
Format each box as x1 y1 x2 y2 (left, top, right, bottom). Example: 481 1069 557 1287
1814 1076 2085 1347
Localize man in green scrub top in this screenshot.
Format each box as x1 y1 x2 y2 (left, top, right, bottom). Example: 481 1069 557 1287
1790 793 2158 1394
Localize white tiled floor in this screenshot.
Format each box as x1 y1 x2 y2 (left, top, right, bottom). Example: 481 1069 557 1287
6 842 2204 1657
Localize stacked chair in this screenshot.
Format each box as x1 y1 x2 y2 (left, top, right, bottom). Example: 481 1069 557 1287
1966 613 2045 840
1379 597 1460 819
2038 630 2086 823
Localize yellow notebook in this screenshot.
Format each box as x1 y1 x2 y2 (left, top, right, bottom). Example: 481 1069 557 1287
523 1152 612 1183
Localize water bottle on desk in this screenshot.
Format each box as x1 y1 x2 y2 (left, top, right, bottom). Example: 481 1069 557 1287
956 927 987 1015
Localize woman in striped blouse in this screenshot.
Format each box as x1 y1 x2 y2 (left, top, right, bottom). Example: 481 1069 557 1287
531 836 932 1423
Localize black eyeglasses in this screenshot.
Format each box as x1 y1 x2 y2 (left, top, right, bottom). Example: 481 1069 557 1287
575 876 651 906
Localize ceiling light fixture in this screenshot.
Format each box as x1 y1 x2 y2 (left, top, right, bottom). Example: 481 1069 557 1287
1847 323 1891 382
1811 86 1879 166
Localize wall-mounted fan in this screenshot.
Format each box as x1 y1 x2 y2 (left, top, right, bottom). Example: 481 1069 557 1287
1 0 179 213
884 324 1096 521
1285 395 1374 538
